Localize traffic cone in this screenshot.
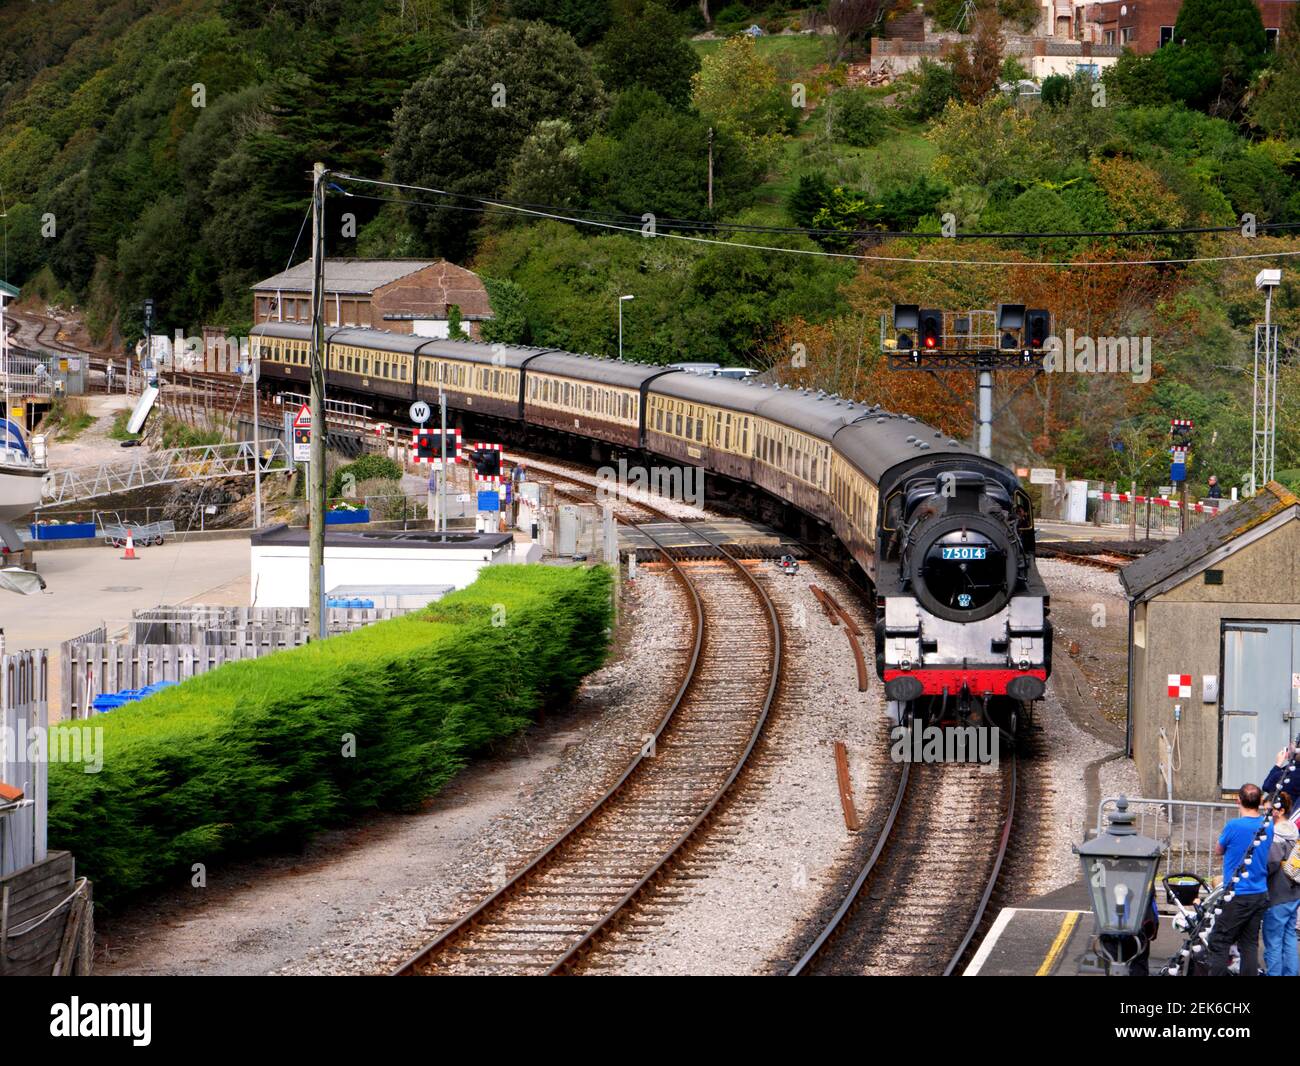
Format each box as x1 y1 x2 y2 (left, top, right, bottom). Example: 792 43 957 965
121 530 137 560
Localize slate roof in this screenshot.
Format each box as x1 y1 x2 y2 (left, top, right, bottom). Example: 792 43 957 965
1119 482 1300 599
252 259 436 294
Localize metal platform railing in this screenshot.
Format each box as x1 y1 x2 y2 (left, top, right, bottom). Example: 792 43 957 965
1095 796 1237 886
40 438 291 507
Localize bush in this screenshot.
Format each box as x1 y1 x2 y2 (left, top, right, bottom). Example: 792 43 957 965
328 453 403 499
356 477 411 520
830 88 889 147
47 564 614 906
714 3 753 34
900 60 958 122
160 418 225 450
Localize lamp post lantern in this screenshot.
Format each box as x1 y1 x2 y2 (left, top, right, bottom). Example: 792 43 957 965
618 294 634 360
1074 796 1163 974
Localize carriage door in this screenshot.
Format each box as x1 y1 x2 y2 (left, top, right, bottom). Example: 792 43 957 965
1221 622 1300 789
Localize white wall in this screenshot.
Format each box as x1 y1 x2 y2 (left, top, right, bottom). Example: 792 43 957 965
1029 54 1118 77
251 544 508 608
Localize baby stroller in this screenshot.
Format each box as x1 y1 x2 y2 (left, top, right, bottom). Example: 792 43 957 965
1159 873 1229 976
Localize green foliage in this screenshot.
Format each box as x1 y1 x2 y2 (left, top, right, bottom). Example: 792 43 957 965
829 88 889 147
1172 0 1266 54
713 3 754 35
328 454 403 498
1105 0 1267 116
511 0 614 44
811 185 873 247
480 277 531 345
597 1 701 108
41 397 93 440
159 419 226 450
447 304 467 340
1040 73 1072 109
1001 55 1030 84
473 219 849 363
1250 7 1300 136
788 171 833 228
691 33 793 168
47 565 614 905
930 0 1038 31
582 109 762 218
898 60 958 122
505 119 584 208
607 87 673 135
107 411 140 442
390 20 607 260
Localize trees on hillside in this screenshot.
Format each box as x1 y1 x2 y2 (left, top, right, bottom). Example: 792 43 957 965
390 21 607 260
1249 7 1300 136
691 34 793 168
509 0 613 44
597 2 700 107
582 110 762 218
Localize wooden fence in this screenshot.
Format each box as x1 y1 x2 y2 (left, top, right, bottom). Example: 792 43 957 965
2 650 48 879
1 851 93 975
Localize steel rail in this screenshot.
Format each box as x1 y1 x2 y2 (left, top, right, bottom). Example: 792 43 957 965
942 753 1018 976
788 761 910 975
549 520 782 974
390 516 705 975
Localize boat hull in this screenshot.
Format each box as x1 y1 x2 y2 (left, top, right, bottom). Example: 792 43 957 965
0 466 47 523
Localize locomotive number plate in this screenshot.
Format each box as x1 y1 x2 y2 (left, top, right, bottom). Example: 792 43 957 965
941 546 987 560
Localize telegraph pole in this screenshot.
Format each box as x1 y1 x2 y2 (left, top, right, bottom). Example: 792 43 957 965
308 162 328 640
707 127 714 211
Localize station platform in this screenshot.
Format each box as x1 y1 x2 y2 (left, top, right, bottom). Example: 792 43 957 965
965 880 1191 976
618 518 796 556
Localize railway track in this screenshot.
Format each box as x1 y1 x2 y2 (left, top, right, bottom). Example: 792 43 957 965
790 752 1017 976
1037 542 1141 572
392 513 782 976
529 451 1025 979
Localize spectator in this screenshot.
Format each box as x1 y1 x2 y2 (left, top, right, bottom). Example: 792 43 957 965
1265 793 1300 976
1207 475 1222 499
1262 747 1300 810
1207 783 1274 977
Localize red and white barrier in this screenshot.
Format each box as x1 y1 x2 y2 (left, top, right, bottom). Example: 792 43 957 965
1088 490 1224 514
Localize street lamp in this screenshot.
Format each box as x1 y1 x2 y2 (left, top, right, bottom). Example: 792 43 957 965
618 294 634 360
1074 796 1163 974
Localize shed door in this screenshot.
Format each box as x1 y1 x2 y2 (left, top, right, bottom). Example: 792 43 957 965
1221 622 1300 790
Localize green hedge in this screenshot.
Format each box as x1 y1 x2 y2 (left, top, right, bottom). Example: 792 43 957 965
48 565 613 906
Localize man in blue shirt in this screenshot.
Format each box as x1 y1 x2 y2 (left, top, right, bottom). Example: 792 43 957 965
1207 783 1274 976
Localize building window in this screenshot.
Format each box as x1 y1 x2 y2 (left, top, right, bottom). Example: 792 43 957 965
1159 25 1174 46
1266 27 1279 50
1104 29 1115 44
1119 26 1133 44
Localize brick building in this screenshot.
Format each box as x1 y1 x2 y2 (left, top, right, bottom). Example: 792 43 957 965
1078 0 1295 52
251 259 494 339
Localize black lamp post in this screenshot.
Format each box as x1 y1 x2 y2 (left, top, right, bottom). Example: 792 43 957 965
1074 796 1163 974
